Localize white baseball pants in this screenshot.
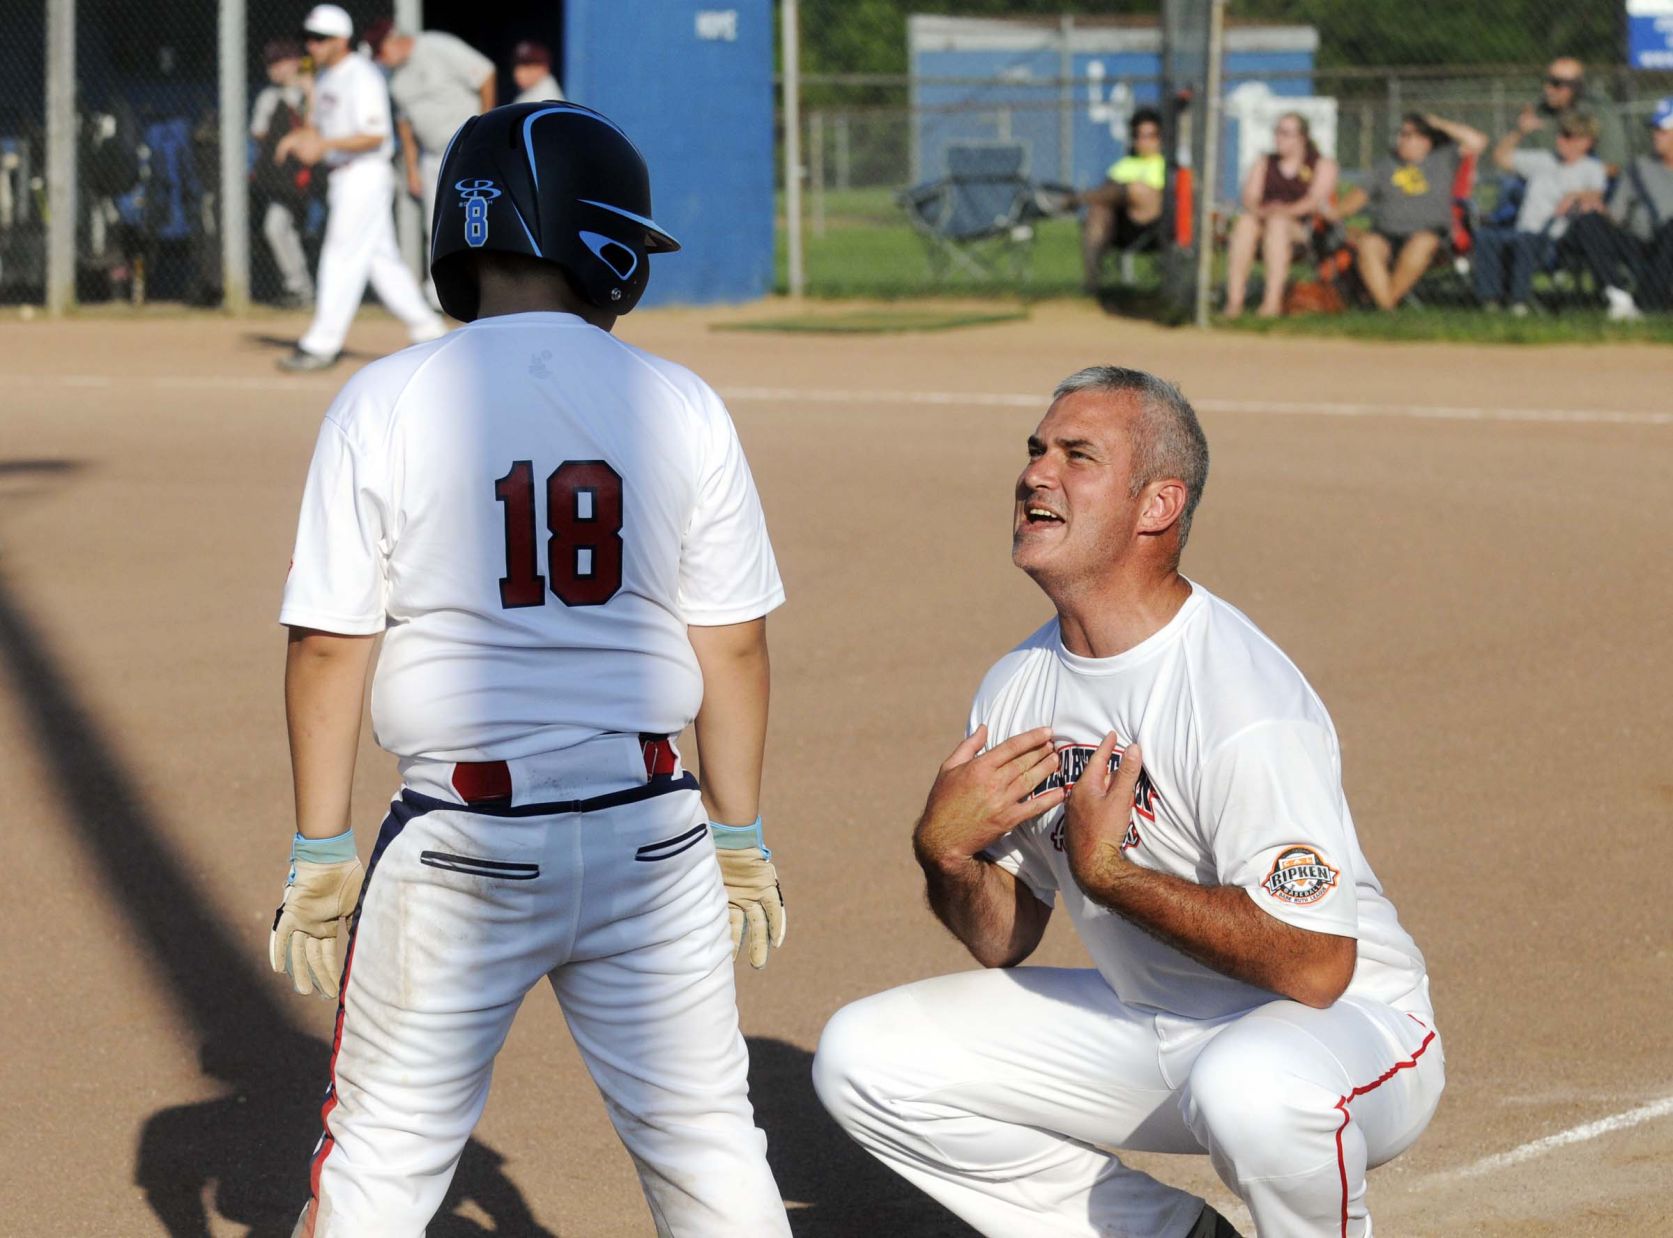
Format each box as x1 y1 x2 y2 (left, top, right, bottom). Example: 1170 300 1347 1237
814 967 1443 1238
297 158 443 360
418 149 443 310
299 741 790 1237
263 201 313 301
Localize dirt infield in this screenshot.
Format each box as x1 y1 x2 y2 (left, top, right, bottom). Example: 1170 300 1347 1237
2 303 1669 1236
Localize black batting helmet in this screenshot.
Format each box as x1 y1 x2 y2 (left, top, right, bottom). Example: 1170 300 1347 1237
430 102 680 322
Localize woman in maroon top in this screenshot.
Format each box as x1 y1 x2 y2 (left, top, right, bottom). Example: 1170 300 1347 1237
1224 113 1339 316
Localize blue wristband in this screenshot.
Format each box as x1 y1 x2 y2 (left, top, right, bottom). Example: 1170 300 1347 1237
289 829 358 882
709 816 769 858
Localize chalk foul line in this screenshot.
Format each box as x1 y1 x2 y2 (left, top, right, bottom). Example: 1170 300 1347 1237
720 385 1673 427
1440 1093 1673 1180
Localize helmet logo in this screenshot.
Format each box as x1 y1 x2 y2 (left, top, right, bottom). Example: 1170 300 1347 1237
456 178 502 249
580 230 639 282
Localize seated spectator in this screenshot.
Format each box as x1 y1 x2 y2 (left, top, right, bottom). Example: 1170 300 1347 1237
1223 112 1339 317
1524 57 1628 175
1067 108 1166 292
1473 108 1605 314
511 41 565 104
1566 97 1673 320
1335 112 1487 310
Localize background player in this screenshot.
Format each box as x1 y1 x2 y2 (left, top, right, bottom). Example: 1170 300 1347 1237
249 39 315 310
365 17 496 307
814 366 1444 1237
275 4 444 372
270 101 790 1235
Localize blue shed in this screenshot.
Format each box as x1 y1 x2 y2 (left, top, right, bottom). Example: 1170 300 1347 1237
907 15 1318 204
565 0 775 306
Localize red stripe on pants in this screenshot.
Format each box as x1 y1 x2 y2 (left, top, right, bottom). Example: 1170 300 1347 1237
1333 1023 1437 1237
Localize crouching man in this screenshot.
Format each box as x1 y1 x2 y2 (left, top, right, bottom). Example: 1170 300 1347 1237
813 366 1444 1237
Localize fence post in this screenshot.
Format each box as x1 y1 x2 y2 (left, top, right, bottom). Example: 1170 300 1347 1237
45 0 76 315
395 0 424 279
1059 13 1074 183
219 0 250 312
1194 0 1225 329
810 109 825 238
781 0 804 297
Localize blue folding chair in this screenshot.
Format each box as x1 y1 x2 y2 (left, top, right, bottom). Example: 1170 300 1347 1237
898 142 1071 283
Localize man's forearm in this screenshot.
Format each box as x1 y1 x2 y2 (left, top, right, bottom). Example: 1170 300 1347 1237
689 619 769 826
330 132 387 157
917 848 1046 969
478 74 496 114
285 628 376 839
1072 861 1354 1007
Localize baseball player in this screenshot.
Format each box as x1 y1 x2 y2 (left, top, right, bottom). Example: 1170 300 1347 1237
511 41 565 105
271 101 791 1236
814 367 1445 1237
275 4 445 372
365 19 496 306
249 39 315 309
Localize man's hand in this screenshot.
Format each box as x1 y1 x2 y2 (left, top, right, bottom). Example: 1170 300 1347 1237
913 725 1065 872
276 126 326 166
270 855 364 998
1516 105 1544 136
406 164 424 200
1061 732 1144 901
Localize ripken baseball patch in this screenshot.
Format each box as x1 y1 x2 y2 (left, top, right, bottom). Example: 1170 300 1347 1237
1261 845 1339 905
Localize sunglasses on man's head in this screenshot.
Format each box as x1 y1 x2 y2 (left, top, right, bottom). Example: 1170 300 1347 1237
1546 75 1580 88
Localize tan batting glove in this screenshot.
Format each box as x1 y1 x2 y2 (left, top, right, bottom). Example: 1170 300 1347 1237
710 819 786 969
270 832 365 999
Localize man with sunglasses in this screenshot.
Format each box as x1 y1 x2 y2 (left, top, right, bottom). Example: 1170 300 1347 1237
274 4 446 372
1525 58 1627 174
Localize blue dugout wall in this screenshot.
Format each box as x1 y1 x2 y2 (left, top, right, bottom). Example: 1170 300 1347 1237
565 0 774 307
909 16 1316 204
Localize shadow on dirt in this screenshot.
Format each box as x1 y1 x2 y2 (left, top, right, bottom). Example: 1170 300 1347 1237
0 573 550 1237
748 1036 975 1238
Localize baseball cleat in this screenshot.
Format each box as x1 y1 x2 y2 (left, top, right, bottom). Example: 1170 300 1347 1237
278 348 340 372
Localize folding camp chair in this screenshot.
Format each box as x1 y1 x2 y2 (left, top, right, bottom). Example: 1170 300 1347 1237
898 142 1070 283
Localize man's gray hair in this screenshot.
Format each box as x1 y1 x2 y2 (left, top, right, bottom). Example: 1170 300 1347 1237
1051 366 1210 549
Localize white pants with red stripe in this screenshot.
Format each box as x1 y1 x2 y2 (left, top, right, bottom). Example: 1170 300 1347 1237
813 968 1443 1237
299 749 789 1237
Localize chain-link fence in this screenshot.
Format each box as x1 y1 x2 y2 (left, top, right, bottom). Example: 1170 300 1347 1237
781 1 1673 317
0 0 423 312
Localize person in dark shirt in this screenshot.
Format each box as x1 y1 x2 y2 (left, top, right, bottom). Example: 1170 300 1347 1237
1566 97 1673 320
1334 112 1486 310
1223 113 1339 317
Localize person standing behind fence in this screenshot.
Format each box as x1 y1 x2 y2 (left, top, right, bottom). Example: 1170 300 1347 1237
1334 112 1486 311
1566 98 1673 322
275 4 445 372
250 40 316 310
1473 109 1605 316
365 19 495 307
1524 57 1627 175
511 41 565 105
1222 113 1338 318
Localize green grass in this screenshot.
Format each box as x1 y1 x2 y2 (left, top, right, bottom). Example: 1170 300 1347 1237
783 187 1135 300
1217 306 1673 345
715 306 1030 334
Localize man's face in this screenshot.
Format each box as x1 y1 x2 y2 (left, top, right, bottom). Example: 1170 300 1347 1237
1654 125 1673 164
304 33 346 68
1543 59 1582 110
513 62 546 92
1012 391 1143 590
267 56 300 86
376 36 412 69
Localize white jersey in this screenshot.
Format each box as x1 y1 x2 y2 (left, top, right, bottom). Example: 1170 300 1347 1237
310 51 394 169
975 582 1428 1024
280 311 785 760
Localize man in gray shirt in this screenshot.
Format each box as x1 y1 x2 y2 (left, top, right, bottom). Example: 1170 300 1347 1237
366 20 495 302
1474 109 1607 312
1567 97 1673 319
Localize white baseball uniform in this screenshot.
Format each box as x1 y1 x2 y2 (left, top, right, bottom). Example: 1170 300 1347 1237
296 49 443 361
815 582 1444 1237
281 311 790 1236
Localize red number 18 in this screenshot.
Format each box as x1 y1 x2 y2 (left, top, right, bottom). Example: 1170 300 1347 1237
494 459 624 609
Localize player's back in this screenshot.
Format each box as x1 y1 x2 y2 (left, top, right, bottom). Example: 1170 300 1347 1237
281 311 783 762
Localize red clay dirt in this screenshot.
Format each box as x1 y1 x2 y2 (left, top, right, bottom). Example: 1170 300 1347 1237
1 302 1669 1236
